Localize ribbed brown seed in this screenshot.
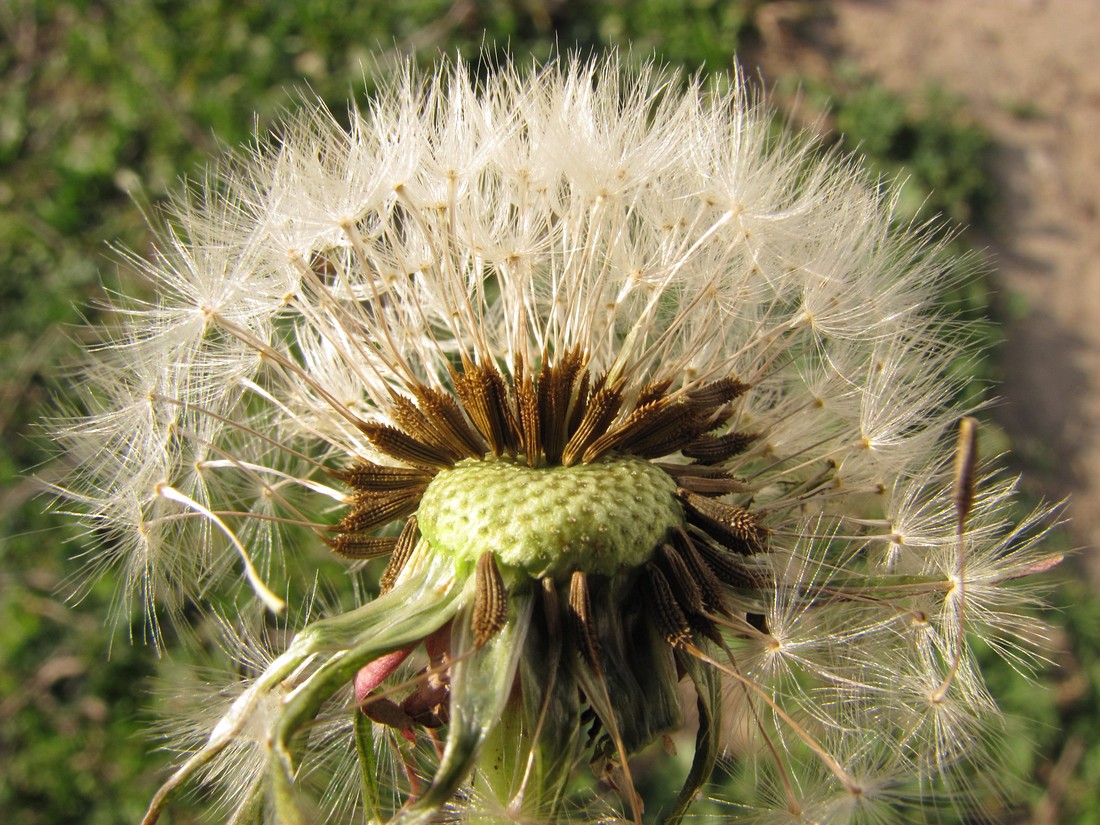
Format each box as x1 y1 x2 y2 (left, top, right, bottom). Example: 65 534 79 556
516 373 542 467
454 364 518 456
334 485 426 535
682 431 758 464
636 377 675 408
568 570 601 672
659 544 706 621
359 364 754 479
486 364 521 453
379 516 419 594
582 396 711 462
686 528 764 589
473 551 508 648
560 347 587 389
580 398 665 462
645 563 693 647
567 368 594 437
626 407 710 459
325 534 398 560
414 385 488 459
329 461 434 491
684 377 751 406
536 359 561 463
671 530 731 615
561 382 625 466
357 422 456 469
389 394 466 463
665 465 751 496
678 488 766 553
538 350 584 465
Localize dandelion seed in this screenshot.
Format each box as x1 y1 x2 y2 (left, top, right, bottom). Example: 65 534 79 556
50 55 1061 824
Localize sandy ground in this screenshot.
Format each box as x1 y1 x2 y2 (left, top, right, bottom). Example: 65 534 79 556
757 0 1100 577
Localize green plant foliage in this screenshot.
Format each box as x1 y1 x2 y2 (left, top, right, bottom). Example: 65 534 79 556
814 75 995 228
0 515 157 824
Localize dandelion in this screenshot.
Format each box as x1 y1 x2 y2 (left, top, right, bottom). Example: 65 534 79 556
51 55 1060 824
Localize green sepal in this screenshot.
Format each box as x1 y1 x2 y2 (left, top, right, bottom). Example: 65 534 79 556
574 576 684 758
512 596 583 819
661 650 721 825
268 557 465 812
226 776 265 825
270 759 308 825
142 560 456 825
353 709 384 824
392 584 535 823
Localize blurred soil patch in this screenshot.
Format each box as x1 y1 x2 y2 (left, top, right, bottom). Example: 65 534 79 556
751 0 1100 582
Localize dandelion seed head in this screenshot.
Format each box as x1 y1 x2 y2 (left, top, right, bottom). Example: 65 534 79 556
49 54 1061 823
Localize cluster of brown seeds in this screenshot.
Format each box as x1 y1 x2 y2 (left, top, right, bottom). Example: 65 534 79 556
328 350 772 720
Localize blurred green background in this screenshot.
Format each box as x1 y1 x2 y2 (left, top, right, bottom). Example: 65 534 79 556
1 1 1095 822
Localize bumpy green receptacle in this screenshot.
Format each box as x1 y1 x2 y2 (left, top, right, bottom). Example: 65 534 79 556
416 455 683 578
